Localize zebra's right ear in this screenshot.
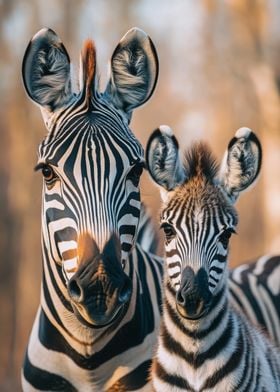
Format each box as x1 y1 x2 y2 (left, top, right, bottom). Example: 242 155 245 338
22 28 72 114
219 127 262 203
146 126 185 193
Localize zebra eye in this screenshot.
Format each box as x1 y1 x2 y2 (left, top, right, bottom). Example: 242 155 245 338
42 165 56 182
219 228 236 248
127 163 144 185
161 223 176 239
35 163 57 183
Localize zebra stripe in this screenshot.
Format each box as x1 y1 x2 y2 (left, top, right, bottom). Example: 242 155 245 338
229 254 280 346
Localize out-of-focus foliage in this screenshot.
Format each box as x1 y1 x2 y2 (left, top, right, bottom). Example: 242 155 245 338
0 0 279 390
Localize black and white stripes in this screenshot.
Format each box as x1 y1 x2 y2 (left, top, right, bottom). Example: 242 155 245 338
229 254 280 346
146 125 280 391
21 26 280 392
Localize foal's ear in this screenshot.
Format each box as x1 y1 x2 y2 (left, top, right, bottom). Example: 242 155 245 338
219 127 262 203
105 28 158 118
22 28 72 113
146 125 185 192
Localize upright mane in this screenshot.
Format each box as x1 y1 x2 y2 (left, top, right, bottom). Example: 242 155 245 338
184 142 218 182
81 39 96 99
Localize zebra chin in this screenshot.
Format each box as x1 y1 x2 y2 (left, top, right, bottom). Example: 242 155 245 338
176 301 211 321
71 299 129 328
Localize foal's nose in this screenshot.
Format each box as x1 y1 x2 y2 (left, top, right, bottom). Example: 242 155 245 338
176 267 212 319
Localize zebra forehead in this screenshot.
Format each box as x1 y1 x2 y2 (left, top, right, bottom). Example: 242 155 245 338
162 180 237 225
39 115 143 161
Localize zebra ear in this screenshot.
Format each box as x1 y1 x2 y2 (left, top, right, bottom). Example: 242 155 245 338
146 125 185 193
219 127 262 203
105 27 158 118
22 28 72 114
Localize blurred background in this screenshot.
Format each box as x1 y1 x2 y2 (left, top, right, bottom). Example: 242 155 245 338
0 0 280 390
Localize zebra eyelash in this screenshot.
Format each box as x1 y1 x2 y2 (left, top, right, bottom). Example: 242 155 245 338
34 162 55 172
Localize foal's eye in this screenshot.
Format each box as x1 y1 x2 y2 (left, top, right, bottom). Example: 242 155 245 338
219 228 236 248
161 223 176 239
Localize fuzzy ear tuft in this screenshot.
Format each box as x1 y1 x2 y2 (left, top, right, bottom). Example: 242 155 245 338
219 127 262 202
146 125 185 191
105 27 158 118
22 28 72 112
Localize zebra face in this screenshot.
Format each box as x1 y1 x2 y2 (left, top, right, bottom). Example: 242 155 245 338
23 28 158 326
160 180 237 319
146 125 262 320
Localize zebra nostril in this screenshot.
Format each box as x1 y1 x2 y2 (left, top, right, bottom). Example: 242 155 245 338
176 289 185 306
68 279 84 303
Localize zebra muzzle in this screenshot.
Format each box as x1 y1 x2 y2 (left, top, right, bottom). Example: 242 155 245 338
67 234 132 327
176 267 212 320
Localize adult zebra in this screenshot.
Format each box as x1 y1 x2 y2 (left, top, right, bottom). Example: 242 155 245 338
21 28 163 391
146 125 280 391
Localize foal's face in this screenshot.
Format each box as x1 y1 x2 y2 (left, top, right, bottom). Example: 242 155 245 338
160 176 237 294
146 126 261 320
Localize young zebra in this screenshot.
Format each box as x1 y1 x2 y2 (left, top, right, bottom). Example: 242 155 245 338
146 125 280 391
21 28 163 391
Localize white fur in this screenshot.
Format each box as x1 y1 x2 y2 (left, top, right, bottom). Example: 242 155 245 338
159 124 173 136
235 126 252 139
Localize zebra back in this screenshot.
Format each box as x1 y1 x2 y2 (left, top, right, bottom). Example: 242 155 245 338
229 254 280 346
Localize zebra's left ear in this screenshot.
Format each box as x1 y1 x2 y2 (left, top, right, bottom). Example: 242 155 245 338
146 125 185 194
105 28 158 119
219 127 262 203
22 28 72 113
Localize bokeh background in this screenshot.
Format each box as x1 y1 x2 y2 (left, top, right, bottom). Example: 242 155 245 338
0 0 280 390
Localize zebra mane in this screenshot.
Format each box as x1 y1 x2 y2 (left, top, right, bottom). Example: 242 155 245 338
80 39 97 99
183 142 218 182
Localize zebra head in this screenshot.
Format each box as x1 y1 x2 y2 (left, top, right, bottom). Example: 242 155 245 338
146 126 262 320
22 28 158 327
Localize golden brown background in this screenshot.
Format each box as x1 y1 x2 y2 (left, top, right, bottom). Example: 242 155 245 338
0 0 279 390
